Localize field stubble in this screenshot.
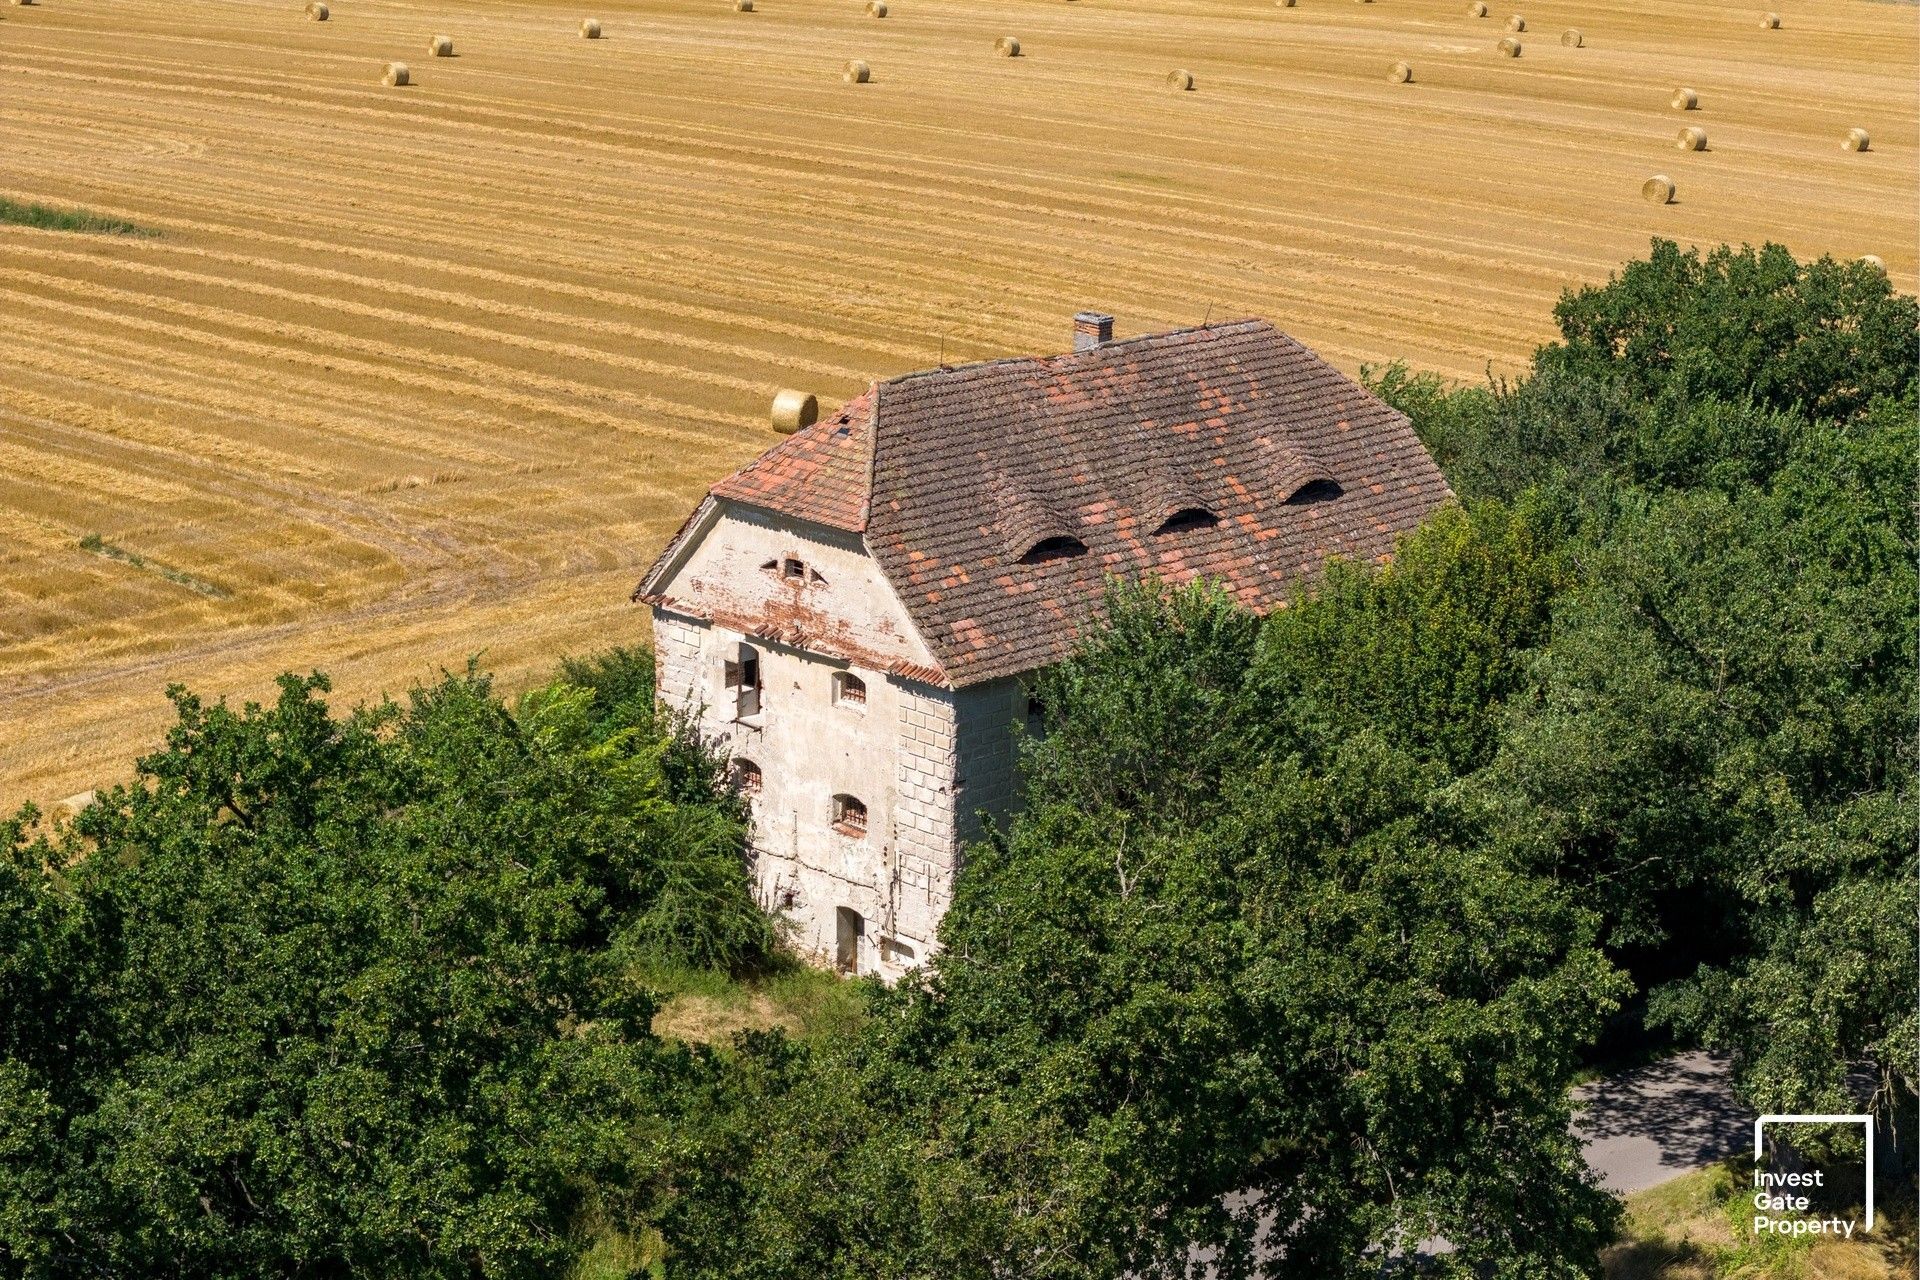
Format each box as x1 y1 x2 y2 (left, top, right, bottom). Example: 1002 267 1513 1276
0 0 1912 803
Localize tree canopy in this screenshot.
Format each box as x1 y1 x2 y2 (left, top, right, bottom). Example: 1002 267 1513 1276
0 657 761 1278
1370 242 1917 1128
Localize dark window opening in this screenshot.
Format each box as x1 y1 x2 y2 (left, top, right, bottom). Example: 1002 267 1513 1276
731 758 763 795
759 558 779 572
835 672 867 707
835 906 864 973
1154 507 1219 535
725 644 762 718
782 557 806 580
1019 535 1087 565
1285 478 1343 505
832 794 868 836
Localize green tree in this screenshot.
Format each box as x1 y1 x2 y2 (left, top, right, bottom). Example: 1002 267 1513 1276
1252 499 1566 772
0 812 95 1268
1365 363 1630 505
1537 239 1915 422
0 661 765 1278
1475 361 1917 1117
671 581 1627 1280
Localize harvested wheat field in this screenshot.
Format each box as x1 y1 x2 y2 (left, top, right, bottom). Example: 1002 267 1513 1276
0 0 1913 804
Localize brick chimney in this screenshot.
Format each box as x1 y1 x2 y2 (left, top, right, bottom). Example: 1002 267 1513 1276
1073 311 1114 352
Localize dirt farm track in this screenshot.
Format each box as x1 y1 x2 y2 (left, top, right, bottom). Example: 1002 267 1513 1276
0 0 1913 804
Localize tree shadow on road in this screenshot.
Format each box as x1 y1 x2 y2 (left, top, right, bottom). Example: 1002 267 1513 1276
1575 1051 1754 1176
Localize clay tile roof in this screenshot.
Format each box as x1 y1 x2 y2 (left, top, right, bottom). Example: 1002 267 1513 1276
863 319 1450 686
655 319 1450 688
708 392 874 533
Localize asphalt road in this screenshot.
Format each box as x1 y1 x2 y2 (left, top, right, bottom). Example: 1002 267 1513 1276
1573 1050 1753 1194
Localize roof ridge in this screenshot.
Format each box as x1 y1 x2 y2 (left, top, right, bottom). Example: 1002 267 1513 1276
878 317 1270 389
860 379 880 532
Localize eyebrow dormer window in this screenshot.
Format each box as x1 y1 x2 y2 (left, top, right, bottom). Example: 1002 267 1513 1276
1153 507 1218 535
1285 479 1343 505
1019 535 1087 565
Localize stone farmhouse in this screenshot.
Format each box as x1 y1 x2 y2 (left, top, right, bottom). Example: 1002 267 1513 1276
636 314 1449 979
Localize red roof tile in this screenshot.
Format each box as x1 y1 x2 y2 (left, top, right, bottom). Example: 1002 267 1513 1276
646 320 1451 687
708 392 873 533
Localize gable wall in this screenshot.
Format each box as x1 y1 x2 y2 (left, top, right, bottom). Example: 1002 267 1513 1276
649 501 935 675
648 504 957 978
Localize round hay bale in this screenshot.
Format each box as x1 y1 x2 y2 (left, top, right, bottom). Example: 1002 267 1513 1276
1676 125 1707 150
995 35 1020 55
1497 35 1520 56
10 0 36 7
1389 60 1412 82
1859 254 1884 271
866 0 887 16
306 2 329 19
429 34 453 56
1166 67 1194 89
842 58 870 82
733 0 753 10
580 17 602 37
1671 86 1698 110
1842 127 1870 152
1642 174 1675 204
1468 1 1487 14
1760 11 1779 27
1278 0 1297 7
1561 27 1582 46
383 61 410 85
1505 14 1525 31
771 389 819 434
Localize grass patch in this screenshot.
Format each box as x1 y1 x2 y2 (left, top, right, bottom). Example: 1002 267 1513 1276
1603 1159 1906 1280
79 533 229 598
567 1225 666 1280
636 954 866 1048
0 197 154 236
